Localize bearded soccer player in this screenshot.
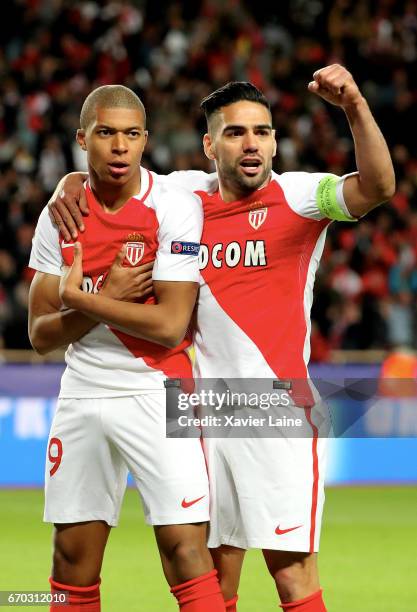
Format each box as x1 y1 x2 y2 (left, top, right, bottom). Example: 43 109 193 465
28 85 226 612
49 65 395 611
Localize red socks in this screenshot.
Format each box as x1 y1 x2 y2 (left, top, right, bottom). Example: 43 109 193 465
280 589 326 611
50 576 323 611
49 578 100 611
171 569 226 611
225 594 239 610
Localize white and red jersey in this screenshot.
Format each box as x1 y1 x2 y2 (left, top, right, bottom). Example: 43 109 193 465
29 167 203 397
162 169 346 380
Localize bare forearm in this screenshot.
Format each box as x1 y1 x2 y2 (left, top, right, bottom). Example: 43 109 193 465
344 98 395 215
30 310 97 354
67 291 188 348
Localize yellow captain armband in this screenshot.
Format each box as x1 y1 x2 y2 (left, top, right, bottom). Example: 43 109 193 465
316 175 357 222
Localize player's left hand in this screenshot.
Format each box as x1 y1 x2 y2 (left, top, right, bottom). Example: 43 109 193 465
308 64 363 108
59 242 83 308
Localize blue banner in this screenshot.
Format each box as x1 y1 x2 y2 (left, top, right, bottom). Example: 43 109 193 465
1 364 417 485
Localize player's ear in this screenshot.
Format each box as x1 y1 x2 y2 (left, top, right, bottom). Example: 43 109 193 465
76 129 87 151
203 133 215 161
272 129 277 158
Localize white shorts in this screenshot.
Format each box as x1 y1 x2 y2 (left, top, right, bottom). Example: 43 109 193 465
44 394 210 526
204 435 327 552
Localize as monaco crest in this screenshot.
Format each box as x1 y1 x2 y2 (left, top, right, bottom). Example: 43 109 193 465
249 207 267 230
125 241 145 266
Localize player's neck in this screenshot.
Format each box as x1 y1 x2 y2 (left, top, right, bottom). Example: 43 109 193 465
218 174 271 203
89 173 141 213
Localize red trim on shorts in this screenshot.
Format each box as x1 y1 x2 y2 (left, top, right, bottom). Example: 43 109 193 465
304 407 319 553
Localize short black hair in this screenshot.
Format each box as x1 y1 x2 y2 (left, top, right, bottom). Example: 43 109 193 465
80 85 146 130
200 81 270 121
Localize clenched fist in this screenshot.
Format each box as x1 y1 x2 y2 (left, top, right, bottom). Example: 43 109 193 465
308 64 363 109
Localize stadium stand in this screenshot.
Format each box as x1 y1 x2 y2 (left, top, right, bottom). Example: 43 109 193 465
1 0 416 357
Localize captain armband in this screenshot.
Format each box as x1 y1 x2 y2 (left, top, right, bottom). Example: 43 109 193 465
316 175 357 222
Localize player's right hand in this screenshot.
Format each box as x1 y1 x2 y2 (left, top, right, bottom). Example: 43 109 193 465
101 246 154 301
48 172 89 241
59 241 84 308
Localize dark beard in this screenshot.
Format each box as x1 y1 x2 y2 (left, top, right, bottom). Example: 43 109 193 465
221 161 271 198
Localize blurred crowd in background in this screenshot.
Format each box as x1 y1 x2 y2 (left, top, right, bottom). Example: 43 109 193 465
1 0 417 358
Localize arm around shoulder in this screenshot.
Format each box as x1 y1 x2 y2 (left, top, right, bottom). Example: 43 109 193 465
48 172 89 240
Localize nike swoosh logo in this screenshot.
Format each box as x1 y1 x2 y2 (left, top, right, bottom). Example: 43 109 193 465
61 240 75 249
181 495 205 508
275 524 303 536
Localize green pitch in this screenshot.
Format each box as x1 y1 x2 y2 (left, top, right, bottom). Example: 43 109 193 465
0 487 416 611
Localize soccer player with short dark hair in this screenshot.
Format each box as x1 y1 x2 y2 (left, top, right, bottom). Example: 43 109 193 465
29 84 226 612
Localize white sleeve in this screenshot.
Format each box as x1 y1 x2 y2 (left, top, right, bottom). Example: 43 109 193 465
163 170 219 193
277 171 356 221
152 185 203 283
29 206 63 276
